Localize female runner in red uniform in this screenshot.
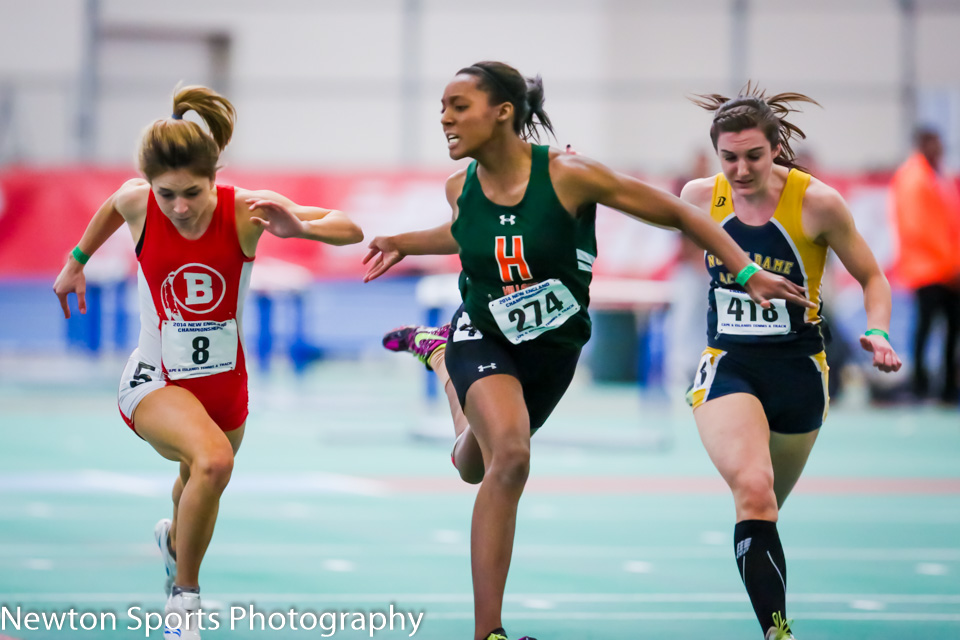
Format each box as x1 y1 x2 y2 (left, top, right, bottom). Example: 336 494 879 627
53 85 363 639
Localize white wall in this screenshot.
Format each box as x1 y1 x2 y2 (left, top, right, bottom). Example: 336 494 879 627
1 0 958 173
0 0 85 161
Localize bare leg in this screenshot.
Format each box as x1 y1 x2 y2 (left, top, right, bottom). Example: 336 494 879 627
695 391 820 516
460 374 530 640
168 466 185 553
695 393 778 522
770 429 819 509
168 425 245 564
695 393 819 637
431 348 484 484
134 387 241 588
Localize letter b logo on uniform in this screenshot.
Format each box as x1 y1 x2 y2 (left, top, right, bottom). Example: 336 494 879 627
184 273 213 305
165 263 226 315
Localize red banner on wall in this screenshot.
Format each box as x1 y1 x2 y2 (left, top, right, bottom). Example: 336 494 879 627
0 167 461 279
0 166 908 282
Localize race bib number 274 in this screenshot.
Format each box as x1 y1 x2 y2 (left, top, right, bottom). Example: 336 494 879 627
488 279 580 344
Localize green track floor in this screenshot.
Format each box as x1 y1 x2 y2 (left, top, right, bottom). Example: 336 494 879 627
1 357 958 639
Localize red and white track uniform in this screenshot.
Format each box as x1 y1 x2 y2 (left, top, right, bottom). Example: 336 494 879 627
118 185 253 433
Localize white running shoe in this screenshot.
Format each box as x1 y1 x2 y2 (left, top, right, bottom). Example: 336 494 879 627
154 518 177 596
164 591 202 640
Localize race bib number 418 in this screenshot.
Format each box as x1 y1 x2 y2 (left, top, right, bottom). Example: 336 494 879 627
161 319 238 379
488 279 580 344
715 288 789 336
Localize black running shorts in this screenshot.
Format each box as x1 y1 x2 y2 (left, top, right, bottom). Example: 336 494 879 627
444 305 581 432
690 346 829 434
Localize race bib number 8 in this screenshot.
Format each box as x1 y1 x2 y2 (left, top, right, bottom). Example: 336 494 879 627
488 279 580 344
161 319 238 380
716 288 789 336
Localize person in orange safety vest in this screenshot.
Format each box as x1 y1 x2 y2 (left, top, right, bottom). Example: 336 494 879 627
890 127 960 403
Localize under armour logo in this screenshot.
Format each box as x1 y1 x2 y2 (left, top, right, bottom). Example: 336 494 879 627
478 363 497 372
500 215 516 225
715 196 726 207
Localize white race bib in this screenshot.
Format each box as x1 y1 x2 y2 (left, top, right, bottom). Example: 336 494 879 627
488 279 581 345
452 311 483 342
161 319 238 380
715 288 789 336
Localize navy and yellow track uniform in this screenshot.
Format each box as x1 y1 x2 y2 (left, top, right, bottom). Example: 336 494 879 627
447 144 597 430
690 170 830 434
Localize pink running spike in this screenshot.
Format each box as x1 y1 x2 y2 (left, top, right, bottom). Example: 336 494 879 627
382 324 451 371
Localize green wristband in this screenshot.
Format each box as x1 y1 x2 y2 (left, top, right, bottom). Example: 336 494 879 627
864 328 889 341
71 246 90 265
735 262 762 287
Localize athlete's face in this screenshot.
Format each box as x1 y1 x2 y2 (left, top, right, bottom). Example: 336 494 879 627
716 128 780 197
440 75 512 160
151 169 217 225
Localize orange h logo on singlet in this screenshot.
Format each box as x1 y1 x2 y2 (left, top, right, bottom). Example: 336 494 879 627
495 236 533 282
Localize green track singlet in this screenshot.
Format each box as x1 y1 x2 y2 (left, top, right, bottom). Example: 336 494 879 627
450 144 597 349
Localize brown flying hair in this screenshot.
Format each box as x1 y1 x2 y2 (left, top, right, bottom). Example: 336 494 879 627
690 82 820 171
138 84 236 182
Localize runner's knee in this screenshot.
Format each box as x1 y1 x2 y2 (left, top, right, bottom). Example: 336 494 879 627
732 468 776 515
191 442 234 492
488 443 530 488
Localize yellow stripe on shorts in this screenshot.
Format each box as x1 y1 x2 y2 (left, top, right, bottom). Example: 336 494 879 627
691 347 725 409
809 350 830 422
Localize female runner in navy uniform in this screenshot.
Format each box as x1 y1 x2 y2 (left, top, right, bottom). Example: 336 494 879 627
682 87 902 640
364 61 811 640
